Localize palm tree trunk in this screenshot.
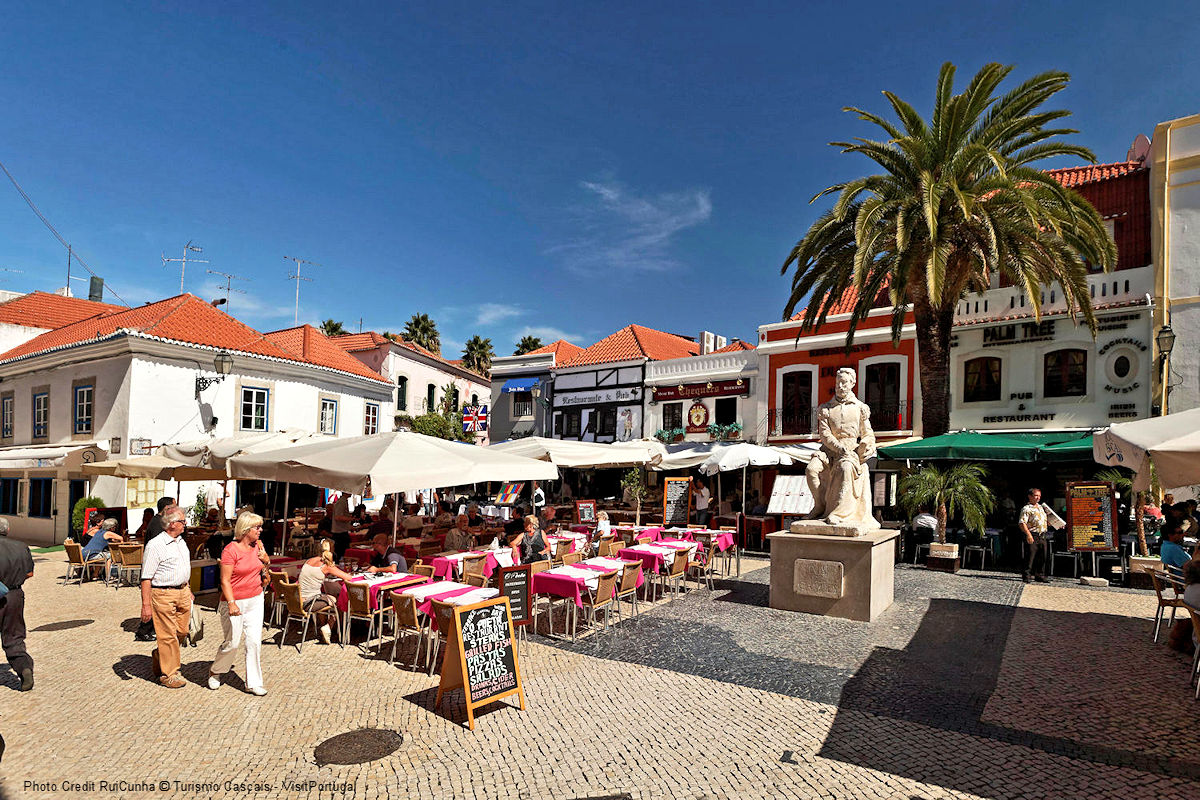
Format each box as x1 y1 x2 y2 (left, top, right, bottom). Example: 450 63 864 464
1135 495 1147 556
913 302 955 438
936 502 948 544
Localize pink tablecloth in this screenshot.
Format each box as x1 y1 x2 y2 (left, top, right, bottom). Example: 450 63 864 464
569 524 591 534
533 561 642 607
430 550 503 579
713 532 736 552
337 574 428 613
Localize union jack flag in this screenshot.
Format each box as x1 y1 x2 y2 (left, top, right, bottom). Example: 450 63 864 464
462 405 488 433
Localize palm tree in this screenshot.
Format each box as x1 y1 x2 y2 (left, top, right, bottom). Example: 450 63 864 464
462 335 495 374
782 62 1116 437
898 462 994 544
380 330 400 342
403 313 440 354
1096 466 1157 556
513 335 544 355
320 319 346 337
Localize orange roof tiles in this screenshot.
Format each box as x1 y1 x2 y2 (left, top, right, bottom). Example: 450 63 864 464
0 291 124 330
790 281 891 320
527 339 585 360
0 294 389 383
1048 161 1147 189
263 326 390 383
558 324 699 368
331 331 392 352
711 340 754 353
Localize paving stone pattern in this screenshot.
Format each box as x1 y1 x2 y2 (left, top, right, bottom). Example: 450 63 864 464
0 554 1195 799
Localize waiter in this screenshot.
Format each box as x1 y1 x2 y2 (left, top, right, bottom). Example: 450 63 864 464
0 519 34 691
1018 487 1051 584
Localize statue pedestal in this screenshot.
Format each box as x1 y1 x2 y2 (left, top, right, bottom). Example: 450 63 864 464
767 526 899 622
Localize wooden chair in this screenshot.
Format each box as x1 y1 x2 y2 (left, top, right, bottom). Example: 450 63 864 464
411 562 435 578
115 544 143 589
597 536 616 557
718 526 737 573
635 535 653 545
106 544 124 589
665 550 689 597
267 570 289 628
418 540 442 559
343 581 387 652
1183 603 1200 699
464 572 488 588
278 581 341 652
688 534 717 591
578 570 620 637
427 600 457 676
562 552 583 566
461 553 487 579
388 591 429 671
63 542 106 585
1149 570 1186 643
614 561 642 618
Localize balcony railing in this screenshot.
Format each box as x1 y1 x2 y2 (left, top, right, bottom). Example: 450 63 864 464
867 400 908 433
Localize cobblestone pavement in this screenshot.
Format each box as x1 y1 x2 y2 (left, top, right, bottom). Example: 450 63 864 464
0 553 1196 800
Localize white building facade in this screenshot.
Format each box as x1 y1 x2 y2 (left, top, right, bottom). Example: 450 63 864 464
643 347 758 443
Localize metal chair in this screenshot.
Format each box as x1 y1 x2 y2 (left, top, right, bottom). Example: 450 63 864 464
388 591 429 671
614 561 642 619
63 542 107 585
427 600 457 676
578 571 620 637
115 544 143 588
278 581 341 652
1051 549 1081 578
1149 570 1185 643
343 581 387 652
962 538 990 570
687 535 717 590
267 570 289 628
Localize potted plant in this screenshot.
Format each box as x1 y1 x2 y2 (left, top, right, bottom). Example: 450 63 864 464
899 462 994 573
706 422 743 441
621 468 648 526
654 428 685 444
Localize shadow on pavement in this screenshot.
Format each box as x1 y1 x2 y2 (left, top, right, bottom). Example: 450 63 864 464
818 598 1200 794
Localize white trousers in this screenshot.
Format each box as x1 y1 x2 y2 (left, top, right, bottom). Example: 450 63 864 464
211 592 264 691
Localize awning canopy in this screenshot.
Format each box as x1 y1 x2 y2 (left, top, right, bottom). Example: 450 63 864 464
879 430 1099 462
489 436 663 468
159 429 325 472
0 442 108 470
1094 408 1200 491
500 378 539 394
82 454 225 481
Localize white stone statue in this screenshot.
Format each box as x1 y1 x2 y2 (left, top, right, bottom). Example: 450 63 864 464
804 367 879 531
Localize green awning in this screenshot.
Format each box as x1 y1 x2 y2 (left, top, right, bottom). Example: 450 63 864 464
1034 433 1095 462
878 431 1043 461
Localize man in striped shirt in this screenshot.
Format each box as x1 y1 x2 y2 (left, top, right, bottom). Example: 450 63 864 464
140 505 192 688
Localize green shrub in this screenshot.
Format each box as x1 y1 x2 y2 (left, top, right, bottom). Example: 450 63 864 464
71 496 106 535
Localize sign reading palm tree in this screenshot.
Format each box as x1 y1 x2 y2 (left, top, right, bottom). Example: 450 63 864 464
513 335 543 355
321 319 346 337
462 335 494 374
899 462 994 563
403 313 440 354
781 63 1116 437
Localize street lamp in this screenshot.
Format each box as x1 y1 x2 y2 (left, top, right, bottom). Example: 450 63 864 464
1156 324 1176 416
196 351 234 395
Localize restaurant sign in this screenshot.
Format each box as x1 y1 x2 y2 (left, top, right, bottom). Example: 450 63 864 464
556 386 641 407
651 379 748 401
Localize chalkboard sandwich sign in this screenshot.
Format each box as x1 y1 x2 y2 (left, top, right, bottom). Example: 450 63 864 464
662 477 692 528
496 565 532 628
435 596 526 730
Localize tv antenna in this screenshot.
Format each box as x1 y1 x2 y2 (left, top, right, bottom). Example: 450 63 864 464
285 256 318 325
162 240 207 294
206 269 248 311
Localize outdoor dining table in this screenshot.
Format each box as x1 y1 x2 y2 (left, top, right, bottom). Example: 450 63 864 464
532 558 642 607
429 547 515 579
397 580 499 625
336 572 428 613
618 541 698 573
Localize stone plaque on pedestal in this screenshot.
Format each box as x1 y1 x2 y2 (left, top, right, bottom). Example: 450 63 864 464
768 525 899 622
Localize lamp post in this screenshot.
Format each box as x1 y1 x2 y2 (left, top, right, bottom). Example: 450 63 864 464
531 381 543 438
1156 323 1176 416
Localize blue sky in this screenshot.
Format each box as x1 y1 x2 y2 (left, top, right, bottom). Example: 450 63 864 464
2 1 1198 358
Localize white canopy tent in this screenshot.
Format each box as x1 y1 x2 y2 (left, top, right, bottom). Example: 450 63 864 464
160 429 326 471
489 436 664 468
1093 407 1200 491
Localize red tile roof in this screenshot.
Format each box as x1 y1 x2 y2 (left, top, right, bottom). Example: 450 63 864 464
711 340 754 353
330 331 392 352
558 324 699 368
0 294 388 383
263 326 390 383
0 291 124 330
790 281 892 320
1048 161 1147 189
527 339 585 360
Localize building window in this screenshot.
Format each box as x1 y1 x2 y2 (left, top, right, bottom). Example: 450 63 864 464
320 398 339 435
963 357 1002 403
1044 349 1087 397
471 394 478 406
780 371 813 435
553 413 563 436
1 396 12 439
597 407 617 437
74 385 94 434
33 392 49 439
451 387 460 411
662 402 683 431
29 478 54 518
426 384 436 412
513 391 533 418
240 387 269 431
363 402 379 435
564 409 582 437
715 397 737 426
0 478 17 515
396 376 408 411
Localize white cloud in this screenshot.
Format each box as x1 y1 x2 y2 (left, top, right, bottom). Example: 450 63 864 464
475 302 523 326
515 325 584 344
550 179 712 274
195 279 295 326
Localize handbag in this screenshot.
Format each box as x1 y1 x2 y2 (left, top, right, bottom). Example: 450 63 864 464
183 604 204 647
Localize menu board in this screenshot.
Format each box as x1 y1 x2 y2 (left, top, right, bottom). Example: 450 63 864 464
662 477 692 527
496 565 532 627
767 475 814 515
435 597 526 731
1065 481 1117 552
576 500 596 523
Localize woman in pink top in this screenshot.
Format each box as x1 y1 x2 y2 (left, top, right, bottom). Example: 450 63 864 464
208 511 271 695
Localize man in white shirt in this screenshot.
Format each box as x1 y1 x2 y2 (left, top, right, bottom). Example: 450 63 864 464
330 493 353 559
140 505 192 688
693 478 711 526
1018 488 1050 584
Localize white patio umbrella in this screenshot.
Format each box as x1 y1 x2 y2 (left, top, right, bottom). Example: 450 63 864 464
229 431 559 544
697 442 796 576
81 454 225 481
1094 407 1200 491
489 436 663 468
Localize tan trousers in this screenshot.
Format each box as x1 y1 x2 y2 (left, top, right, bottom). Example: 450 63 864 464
151 587 192 680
